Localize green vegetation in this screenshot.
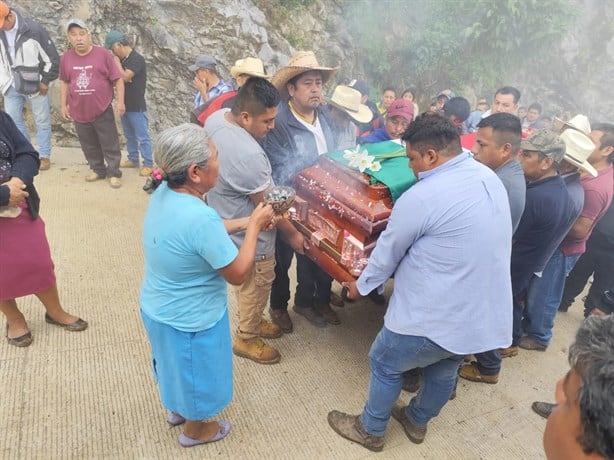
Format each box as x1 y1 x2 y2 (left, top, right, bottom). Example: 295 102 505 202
345 0 579 102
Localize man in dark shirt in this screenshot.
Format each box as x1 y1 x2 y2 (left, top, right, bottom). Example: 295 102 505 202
105 30 153 176
265 51 339 332
461 129 576 384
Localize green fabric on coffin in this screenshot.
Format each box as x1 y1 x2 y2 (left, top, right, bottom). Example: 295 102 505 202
324 141 417 202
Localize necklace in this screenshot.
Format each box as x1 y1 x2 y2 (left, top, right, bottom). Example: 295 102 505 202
289 101 317 126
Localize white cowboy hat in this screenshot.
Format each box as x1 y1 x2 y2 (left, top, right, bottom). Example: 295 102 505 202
327 85 373 124
554 114 591 135
230 57 270 79
560 129 598 177
271 51 339 101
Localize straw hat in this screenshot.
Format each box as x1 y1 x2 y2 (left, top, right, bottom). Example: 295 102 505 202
272 51 339 101
553 114 591 135
327 85 373 124
230 57 270 79
560 129 598 177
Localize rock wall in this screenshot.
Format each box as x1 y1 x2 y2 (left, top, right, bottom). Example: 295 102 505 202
8 0 356 145
4 0 612 148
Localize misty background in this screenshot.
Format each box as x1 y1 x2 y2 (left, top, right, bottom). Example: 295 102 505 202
5 0 613 145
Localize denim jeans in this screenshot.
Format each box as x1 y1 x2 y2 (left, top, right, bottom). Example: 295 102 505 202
3 86 52 158
360 327 463 436
561 237 614 313
525 249 581 346
120 111 153 166
474 349 502 375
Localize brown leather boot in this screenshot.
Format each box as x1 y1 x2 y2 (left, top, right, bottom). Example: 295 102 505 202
458 362 499 384
232 337 281 364
314 303 341 325
260 319 282 339
391 403 427 444
269 308 293 333
327 411 384 452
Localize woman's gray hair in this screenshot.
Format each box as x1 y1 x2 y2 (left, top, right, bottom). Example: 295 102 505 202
568 315 614 458
154 123 212 184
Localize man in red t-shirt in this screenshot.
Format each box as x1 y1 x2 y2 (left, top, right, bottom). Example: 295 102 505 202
59 19 125 188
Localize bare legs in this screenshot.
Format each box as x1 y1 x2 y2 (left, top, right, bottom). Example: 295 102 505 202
34 284 80 324
1 283 84 341
0 299 29 339
183 420 223 441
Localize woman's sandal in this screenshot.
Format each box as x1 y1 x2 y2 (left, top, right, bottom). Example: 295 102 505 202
178 421 231 447
167 411 186 426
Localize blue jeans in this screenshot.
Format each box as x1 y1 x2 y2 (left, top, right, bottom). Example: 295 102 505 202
3 86 52 158
360 327 463 436
525 249 581 346
120 111 153 166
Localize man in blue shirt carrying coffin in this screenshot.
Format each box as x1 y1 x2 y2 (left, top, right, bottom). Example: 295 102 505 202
327 114 514 451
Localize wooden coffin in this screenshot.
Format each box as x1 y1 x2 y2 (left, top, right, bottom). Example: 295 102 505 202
290 141 416 282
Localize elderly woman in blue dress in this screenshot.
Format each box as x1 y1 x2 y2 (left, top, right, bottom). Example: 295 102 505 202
140 123 274 447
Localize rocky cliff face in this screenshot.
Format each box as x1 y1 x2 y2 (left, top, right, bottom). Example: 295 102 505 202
8 0 358 146
4 0 613 148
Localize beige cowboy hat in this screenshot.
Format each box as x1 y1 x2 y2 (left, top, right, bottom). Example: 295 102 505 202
553 114 591 135
560 129 598 177
230 57 271 79
272 50 339 101
327 85 373 124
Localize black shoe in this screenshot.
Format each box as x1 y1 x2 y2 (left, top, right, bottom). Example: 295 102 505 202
292 305 327 327
531 401 556 419
367 289 386 305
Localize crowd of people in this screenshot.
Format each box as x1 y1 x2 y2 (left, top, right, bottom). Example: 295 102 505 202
0 3 613 458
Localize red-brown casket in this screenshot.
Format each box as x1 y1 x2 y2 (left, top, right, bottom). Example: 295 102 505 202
290 141 416 282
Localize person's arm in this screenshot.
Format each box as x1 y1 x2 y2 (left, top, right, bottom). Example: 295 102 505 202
567 189 610 240
113 55 136 82
219 203 274 285
276 218 305 255
60 80 71 120
567 216 594 240
0 113 38 207
194 76 208 103
353 192 427 296
223 217 249 234
36 24 60 87
113 77 125 117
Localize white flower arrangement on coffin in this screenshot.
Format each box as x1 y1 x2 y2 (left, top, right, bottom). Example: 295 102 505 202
343 145 382 173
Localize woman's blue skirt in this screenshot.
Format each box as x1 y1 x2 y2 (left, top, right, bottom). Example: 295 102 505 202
141 308 233 420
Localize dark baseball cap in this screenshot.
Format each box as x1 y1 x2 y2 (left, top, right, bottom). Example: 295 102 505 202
105 30 125 49
348 79 369 97
188 55 217 72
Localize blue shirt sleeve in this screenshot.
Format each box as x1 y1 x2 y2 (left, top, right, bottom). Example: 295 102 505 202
357 190 427 295
191 207 238 270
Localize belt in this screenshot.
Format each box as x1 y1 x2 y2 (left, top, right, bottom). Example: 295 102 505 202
255 254 274 261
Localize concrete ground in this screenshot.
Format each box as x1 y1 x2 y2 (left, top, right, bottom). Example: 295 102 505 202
0 146 588 459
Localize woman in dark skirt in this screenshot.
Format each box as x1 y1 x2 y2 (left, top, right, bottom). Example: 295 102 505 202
0 111 87 347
